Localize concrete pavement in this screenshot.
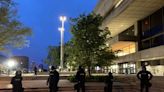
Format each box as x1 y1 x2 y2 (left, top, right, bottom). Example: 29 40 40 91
0 80 73 89
0 75 164 92
0 79 134 92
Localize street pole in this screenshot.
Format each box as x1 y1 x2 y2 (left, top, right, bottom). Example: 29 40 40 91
59 16 66 71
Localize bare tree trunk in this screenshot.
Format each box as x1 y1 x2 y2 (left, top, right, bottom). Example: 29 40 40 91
106 66 109 73
88 66 91 77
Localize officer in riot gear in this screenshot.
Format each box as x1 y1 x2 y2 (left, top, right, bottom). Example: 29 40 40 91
47 66 59 92
137 66 153 92
105 72 114 92
11 70 23 92
75 66 86 92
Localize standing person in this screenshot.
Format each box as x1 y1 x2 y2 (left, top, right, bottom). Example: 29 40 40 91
137 66 153 92
75 66 86 92
104 72 113 92
125 68 128 75
11 70 23 92
47 66 59 92
33 66 37 75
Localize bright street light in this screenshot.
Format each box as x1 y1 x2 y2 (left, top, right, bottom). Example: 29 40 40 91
59 16 67 70
59 16 67 22
7 59 17 68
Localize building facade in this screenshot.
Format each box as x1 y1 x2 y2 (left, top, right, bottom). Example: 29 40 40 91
11 56 29 71
0 55 7 74
95 0 164 76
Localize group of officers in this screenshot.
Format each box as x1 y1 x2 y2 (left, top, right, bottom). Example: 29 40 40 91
11 65 153 92
10 66 85 92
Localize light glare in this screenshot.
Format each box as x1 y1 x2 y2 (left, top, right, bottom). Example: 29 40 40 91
7 59 17 68
59 16 67 22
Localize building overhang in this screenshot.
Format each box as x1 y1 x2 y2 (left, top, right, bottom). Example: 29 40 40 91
101 0 164 37
115 45 164 63
94 0 120 17
107 33 137 46
139 45 164 61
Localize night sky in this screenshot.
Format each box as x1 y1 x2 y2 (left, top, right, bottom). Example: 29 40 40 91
9 0 98 65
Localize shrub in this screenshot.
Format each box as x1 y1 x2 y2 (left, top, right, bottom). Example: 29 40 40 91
67 75 108 82
67 75 133 82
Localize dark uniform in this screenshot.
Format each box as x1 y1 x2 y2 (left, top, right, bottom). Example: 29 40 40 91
75 66 85 92
11 71 23 92
105 72 113 92
137 66 153 92
47 66 59 92
34 66 37 75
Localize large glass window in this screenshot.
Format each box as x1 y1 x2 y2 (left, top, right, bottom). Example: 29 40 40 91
141 40 151 49
138 7 164 50
141 17 150 32
150 9 162 29
141 60 164 66
152 34 164 47
141 9 163 39
120 26 135 36
118 63 136 74
116 43 136 57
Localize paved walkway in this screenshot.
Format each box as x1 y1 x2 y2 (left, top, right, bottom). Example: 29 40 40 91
0 79 129 89
0 80 67 89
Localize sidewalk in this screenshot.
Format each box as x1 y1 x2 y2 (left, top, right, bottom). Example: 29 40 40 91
0 79 129 89
0 79 141 92
0 76 164 92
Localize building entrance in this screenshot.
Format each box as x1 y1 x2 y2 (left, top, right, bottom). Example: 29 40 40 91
119 63 136 74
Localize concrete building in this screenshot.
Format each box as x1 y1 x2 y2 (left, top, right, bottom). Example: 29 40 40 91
11 56 29 71
94 0 164 76
0 55 7 74
0 55 7 64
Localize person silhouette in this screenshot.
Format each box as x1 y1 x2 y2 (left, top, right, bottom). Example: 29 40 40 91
11 70 23 92
47 66 59 92
105 72 113 92
137 66 153 92
33 66 37 75
75 66 86 92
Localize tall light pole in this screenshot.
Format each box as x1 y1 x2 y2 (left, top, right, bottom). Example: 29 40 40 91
58 16 66 70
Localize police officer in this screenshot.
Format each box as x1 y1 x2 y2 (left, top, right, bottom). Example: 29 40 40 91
75 66 86 92
105 72 113 92
137 66 153 92
47 66 59 92
11 70 23 92
34 66 37 75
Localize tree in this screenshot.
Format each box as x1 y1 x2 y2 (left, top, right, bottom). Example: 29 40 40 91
70 13 117 76
64 39 80 71
0 0 31 50
45 43 68 67
45 46 60 66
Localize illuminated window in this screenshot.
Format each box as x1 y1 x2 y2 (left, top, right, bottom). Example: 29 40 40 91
115 43 136 57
